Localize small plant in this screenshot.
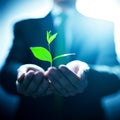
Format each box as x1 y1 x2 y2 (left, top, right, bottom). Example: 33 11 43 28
30 31 75 67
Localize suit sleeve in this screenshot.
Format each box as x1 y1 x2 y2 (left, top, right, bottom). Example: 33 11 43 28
87 65 120 98
0 22 28 94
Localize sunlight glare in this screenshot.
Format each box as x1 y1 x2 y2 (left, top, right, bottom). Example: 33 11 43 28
76 0 120 22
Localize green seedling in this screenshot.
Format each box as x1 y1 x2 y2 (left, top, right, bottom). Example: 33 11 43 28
30 31 75 67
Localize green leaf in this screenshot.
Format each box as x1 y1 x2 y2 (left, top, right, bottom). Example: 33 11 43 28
30 47 52 63
46 31 51 43
53 53 76 61
49 33 57 44
47 31 57 44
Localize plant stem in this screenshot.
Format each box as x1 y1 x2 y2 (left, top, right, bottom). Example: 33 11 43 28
48 44 51 53
48 43 53 67
50 62 52 67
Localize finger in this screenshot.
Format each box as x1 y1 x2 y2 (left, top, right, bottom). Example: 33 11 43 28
54 69 77 96
47 67 70 97
25 71 44 96
26 65 45 73
17 64 45 73
17 73 25 83
59 66 85 93
43 85 53 96
18 70 35 94
32 77 50 97
17 68 26 82
17 65 28 81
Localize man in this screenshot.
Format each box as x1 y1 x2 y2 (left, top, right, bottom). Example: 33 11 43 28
1 0 120 119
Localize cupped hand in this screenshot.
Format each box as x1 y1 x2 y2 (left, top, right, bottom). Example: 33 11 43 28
16 64 52 97
45 60 89 97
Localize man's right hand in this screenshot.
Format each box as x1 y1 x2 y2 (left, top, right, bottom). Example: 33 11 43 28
16 64 52 97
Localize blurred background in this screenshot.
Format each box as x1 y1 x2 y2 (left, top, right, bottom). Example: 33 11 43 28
0 0 120 119
0 0 120 70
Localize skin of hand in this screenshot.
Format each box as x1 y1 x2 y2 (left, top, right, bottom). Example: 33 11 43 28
16 60 89 97
16 64 52 97
45 60 89 97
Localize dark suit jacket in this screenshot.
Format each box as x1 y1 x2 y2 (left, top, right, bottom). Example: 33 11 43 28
1 12 120 120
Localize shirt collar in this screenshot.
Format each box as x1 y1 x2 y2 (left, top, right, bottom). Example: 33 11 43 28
51 5 77 18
